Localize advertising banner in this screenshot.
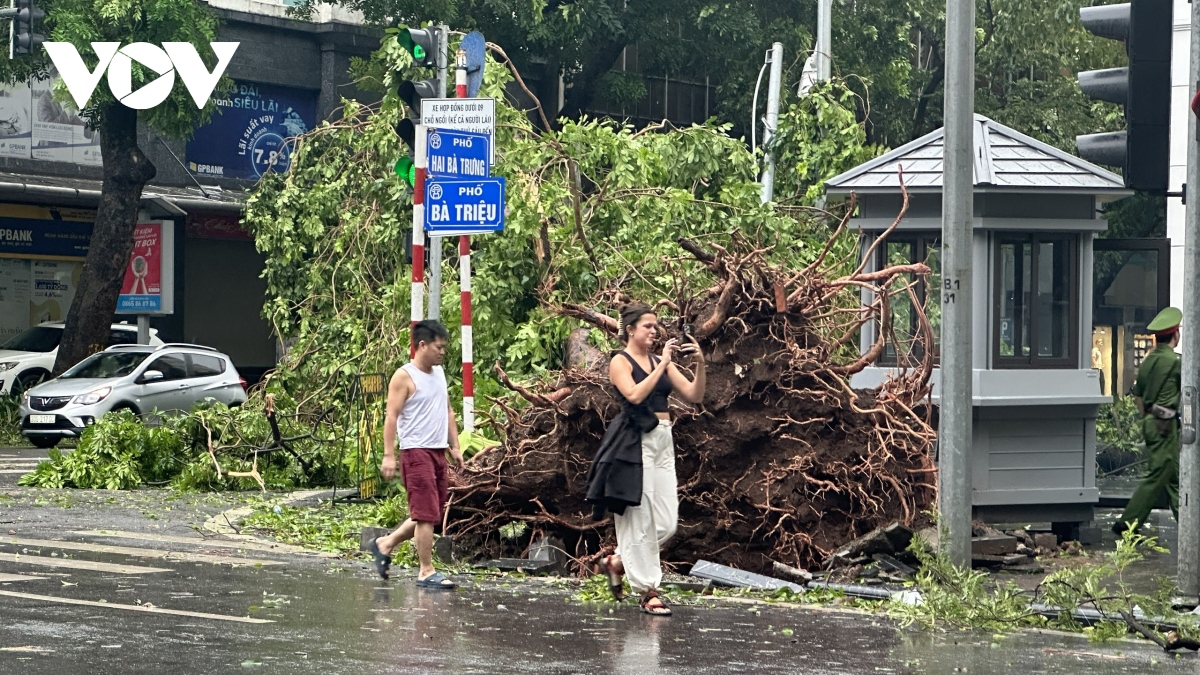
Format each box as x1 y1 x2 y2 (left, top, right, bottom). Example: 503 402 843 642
116 222 164 313
185 81 318 180
32 74 102 166
0 81 32 159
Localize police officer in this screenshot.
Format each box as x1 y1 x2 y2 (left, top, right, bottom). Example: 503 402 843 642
1115 306 1183 535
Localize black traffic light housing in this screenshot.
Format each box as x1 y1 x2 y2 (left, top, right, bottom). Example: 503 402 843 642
393 79 439 185
10 0 45 58
399 28 437 68
1076 0 1172 193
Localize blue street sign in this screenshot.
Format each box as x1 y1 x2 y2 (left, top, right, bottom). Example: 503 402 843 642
427 128 491 179
424 177 506 233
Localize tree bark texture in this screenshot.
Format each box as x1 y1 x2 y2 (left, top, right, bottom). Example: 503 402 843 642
53 104 156 375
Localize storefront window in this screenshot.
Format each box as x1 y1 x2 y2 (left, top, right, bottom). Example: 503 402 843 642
876 234 940 365
994 234 1078 368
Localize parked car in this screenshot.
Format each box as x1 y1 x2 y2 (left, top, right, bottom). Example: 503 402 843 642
0 321 163 396
20 343 247 448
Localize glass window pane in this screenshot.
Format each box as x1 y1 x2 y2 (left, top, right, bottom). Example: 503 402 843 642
882 242 916 361
999 242 1030 358
924 239 941 358
1037 240 1072 358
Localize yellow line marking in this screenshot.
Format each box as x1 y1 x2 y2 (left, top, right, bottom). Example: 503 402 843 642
0 552 169 574
76 530 336 558
0 537 284 567
0 590 274 624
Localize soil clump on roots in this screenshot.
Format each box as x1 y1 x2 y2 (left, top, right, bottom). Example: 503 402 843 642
451 220 938 575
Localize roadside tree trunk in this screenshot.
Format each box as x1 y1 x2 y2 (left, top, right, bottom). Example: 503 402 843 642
53 104 156 375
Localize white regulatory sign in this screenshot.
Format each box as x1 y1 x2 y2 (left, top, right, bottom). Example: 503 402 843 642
420 98 496 163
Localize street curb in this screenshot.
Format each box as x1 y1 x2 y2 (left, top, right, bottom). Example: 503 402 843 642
201 489 339 557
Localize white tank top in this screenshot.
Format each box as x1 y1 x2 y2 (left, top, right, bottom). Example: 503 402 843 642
397 363 450 450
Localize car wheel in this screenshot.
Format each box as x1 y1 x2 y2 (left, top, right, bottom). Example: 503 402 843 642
28 436 58 449
11 370 48 397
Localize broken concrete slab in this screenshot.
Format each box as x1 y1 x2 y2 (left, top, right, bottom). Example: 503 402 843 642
690 559 805 593
972 535 1019 556
871 553 916 577
528 536 567 574
832 522 915 563
1033 533 1058 551
972 553 1030 568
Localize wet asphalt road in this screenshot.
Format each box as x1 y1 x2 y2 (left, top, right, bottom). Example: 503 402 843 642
2 448 1200 674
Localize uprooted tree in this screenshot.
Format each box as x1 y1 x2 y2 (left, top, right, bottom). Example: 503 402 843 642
244 32 935 571
450 201 938 573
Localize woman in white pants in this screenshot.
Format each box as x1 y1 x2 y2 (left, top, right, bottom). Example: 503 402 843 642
599 303 706 616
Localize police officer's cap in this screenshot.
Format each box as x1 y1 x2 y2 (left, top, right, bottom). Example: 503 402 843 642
1147 306 1183 333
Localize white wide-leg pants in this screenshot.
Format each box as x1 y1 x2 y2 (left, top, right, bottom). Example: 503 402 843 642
614 420 678 592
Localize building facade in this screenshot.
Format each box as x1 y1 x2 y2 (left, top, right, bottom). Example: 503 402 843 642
0 1 379 382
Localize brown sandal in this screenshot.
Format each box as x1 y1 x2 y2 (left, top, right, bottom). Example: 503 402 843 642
597 555 625 601
639 589 672 616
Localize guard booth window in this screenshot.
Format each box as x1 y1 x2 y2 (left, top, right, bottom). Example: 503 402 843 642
994 234 1078 368
875 234 941 365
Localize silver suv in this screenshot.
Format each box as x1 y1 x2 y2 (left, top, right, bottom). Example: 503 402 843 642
20 344 247 448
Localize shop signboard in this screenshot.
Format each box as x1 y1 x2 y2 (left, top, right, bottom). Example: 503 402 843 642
185 81 318 180
117 221 174 315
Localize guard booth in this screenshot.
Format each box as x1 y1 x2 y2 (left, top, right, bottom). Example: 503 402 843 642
824 115 1133 538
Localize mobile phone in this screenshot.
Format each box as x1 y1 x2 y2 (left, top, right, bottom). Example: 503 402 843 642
682 323 693 337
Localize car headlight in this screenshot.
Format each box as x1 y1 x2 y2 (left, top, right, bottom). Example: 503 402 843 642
72 386 111 406
0 362 18 372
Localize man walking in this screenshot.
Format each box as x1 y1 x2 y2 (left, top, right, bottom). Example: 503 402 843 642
367 320 463 588
1115 307 1183 535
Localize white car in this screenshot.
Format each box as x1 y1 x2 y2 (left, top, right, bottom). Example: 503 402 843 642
0 322 163 396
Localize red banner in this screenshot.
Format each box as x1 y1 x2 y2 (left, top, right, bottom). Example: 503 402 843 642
116 223 163 313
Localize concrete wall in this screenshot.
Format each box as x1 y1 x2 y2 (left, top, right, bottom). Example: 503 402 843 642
1168 0 1190 307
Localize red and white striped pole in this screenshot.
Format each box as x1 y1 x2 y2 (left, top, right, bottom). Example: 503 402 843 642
411 125 427 360
455 49 474 431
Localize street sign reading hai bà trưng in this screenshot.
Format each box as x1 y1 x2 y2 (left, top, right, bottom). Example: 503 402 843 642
427 128 490 180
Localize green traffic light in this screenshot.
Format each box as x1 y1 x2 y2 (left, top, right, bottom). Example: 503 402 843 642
412 45 425 60
395 157 416 186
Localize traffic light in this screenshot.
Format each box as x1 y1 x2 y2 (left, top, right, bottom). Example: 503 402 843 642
392 26 441 186
10 0 44 58
1075 0 1172 193
399 28 437 68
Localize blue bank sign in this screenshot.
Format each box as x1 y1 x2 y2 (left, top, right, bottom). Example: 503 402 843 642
424 178 506 234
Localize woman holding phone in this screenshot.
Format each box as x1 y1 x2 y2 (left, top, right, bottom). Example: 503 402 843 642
595 303 706 616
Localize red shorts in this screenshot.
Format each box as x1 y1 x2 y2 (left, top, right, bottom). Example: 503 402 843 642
401 448 449 523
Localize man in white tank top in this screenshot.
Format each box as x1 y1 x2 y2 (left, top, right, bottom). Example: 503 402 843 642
367 321 462 589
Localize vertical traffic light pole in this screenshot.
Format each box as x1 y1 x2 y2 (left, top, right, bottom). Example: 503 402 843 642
411 126 427 359
940 0 975 568
456 48 475 432
1179 0 1200 600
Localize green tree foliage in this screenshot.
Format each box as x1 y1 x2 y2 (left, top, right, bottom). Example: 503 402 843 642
243 32 873 406
0 0 232 374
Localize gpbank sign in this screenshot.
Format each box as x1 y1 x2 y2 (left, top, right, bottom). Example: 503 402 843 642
42 42 239 110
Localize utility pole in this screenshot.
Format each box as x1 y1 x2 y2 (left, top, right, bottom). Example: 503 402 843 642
816 0 832 81
1179 0 1200 600
760 42 783 204
939 0 975 568
427 24 449 321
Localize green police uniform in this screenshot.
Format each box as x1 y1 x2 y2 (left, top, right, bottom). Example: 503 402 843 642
1116 307 1183 532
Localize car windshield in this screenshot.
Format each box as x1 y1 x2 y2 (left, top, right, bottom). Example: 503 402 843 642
1 326 62 353
61 351 150 379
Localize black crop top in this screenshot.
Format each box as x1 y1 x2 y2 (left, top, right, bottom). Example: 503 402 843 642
618 351 672 412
